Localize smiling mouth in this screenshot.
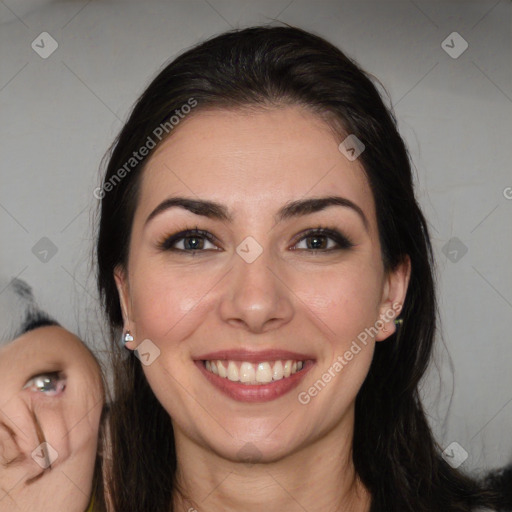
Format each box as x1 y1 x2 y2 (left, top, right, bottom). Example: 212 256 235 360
203 359 305 385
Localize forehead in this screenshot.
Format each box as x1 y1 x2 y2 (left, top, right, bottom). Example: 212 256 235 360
0 326 95 374
138 106 376 226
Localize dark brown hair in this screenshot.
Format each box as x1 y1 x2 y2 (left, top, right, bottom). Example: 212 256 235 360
96 24 501 511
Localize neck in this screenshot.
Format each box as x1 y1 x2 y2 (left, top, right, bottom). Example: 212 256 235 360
171 411 371 512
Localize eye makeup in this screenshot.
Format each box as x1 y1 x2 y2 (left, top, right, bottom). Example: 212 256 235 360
155 224 355 254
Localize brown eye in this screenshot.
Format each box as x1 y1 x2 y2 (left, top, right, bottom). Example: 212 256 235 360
292 227 355 252
157 228 220 253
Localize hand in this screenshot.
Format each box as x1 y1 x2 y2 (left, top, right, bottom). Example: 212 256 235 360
0 326 104 512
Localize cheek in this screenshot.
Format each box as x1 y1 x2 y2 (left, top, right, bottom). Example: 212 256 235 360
32 402 73 456
63 380 103 447
293 263 382 341
130 262 213 341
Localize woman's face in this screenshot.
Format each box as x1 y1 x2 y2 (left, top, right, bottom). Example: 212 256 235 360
0 326 104 511
115 106 410 463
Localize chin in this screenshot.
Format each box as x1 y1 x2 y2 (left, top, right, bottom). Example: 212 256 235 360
217 435 301 465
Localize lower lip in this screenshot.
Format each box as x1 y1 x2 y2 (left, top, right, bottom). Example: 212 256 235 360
195 360 314 403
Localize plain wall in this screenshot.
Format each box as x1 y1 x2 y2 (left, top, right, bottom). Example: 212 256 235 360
1 0 511 473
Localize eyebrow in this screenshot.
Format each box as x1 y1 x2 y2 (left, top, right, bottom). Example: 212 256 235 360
145 195 369 232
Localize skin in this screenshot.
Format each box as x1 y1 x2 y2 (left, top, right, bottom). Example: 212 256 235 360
0 326 104 512
115 105 411 512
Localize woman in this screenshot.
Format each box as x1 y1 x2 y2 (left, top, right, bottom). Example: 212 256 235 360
96 25 503 511
0 277 106 512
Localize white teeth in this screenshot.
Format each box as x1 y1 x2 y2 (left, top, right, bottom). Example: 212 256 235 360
256 362 272 383
217 360 227 378
227 361 239 381
204 359 305 384
240 362 256 383
272 360 284 380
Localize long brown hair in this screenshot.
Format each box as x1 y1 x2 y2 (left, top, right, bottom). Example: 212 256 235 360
96 24 501 511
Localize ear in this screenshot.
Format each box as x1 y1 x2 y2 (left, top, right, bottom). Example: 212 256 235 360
375 255 411 342
113 265 136 349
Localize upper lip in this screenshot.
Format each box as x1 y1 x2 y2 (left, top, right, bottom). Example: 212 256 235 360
195 349 315 363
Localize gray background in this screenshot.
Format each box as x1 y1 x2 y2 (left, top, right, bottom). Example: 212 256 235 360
1 0 511 473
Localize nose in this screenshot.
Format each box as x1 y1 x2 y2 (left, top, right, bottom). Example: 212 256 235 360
218 245 294 334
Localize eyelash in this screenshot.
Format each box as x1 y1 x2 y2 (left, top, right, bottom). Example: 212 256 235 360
23 372 66 397
156 225 355 254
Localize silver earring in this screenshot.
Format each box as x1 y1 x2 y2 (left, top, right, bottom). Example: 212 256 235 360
121 330 133 347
